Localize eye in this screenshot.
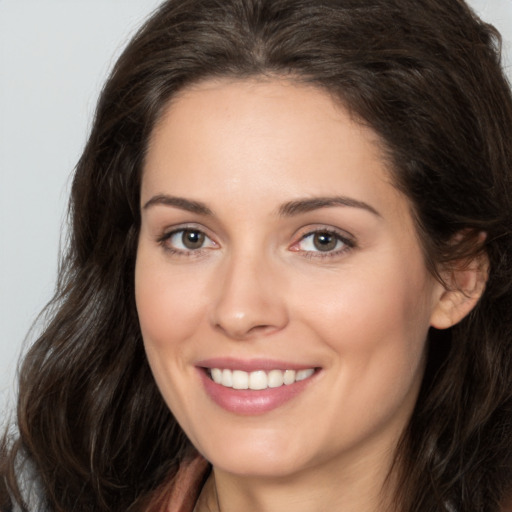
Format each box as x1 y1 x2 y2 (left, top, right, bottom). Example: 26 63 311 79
292 229 354 256
160 228 217 253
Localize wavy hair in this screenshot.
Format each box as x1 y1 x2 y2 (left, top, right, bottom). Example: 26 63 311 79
2 0 512 510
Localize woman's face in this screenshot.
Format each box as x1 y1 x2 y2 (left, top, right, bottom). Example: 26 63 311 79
135 78 445 479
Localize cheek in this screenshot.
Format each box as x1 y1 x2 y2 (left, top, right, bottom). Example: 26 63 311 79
134 247 207 415
297 257 434 391
304 263 431 338
134 250 208 348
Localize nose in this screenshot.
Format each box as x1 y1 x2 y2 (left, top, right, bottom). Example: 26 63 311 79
210 250 289 340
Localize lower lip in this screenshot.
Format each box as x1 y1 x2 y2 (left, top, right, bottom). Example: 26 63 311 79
198 369 317 415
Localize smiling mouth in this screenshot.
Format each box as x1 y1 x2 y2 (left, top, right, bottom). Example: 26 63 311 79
207 368 317 390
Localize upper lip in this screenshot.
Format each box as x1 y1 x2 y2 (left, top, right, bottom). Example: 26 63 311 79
196 357 319 372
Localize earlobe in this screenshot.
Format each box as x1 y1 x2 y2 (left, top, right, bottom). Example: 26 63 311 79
430 251 489 330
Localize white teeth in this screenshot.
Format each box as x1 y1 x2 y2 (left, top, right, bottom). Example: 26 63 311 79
283 369 296 385
222 369 233 387
267 369 284 388
296 368 315 381
211 368 222 384
232 370 249 389
209 368 316 390
249 370 268 390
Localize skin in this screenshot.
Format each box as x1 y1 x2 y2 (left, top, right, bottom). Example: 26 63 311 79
135 78 468 512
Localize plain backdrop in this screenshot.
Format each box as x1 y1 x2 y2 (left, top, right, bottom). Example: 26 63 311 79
1 0 511 423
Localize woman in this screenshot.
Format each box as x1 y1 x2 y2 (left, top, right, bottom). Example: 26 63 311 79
2 0 512 510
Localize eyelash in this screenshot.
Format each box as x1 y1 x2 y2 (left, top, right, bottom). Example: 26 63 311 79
157 226 217 257
157 226 356 259
293 228 355 260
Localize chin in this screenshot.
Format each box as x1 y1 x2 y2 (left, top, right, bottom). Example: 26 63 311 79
197 429 310 479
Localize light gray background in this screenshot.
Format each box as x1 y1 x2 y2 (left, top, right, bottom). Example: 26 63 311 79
1 0 511 423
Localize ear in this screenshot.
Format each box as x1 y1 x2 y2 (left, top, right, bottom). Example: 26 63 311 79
430 248 489 330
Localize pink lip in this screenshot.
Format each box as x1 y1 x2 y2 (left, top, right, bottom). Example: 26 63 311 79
196 357 315 372
196 358 320 415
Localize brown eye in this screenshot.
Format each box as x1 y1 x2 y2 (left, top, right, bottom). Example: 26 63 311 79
312 232 338 252
163 228 216 253
293 229 353 257
181 230 205 249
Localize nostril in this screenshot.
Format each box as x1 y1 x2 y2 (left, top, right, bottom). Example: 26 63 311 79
209 273 289 339
214 321 283 341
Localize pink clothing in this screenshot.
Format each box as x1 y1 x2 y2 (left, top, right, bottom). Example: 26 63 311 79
165 456 210 512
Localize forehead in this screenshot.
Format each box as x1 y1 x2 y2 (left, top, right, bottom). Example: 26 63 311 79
142 77 408 221
150 77 384 155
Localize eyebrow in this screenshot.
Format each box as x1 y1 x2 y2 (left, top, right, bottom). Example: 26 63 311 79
278 196 381 217
143 194 213 215
142 194 380 218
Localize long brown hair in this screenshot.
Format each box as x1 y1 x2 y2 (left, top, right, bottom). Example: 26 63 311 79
2 0 512 510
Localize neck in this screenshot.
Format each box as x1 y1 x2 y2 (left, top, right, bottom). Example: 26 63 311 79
207 446 397 512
